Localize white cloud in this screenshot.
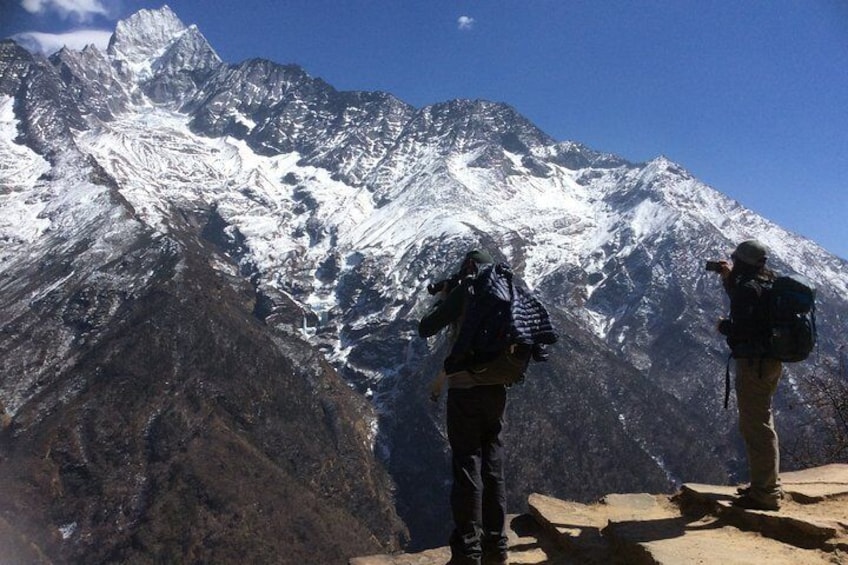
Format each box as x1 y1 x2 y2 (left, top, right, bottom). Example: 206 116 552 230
457 16 475 31
12 30 113 54
20 0 111 22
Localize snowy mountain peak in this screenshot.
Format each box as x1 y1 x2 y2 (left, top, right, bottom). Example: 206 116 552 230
102 5 221 105
418 99 553 152
152 22 221 74
107 5 188 71
543 140 633 170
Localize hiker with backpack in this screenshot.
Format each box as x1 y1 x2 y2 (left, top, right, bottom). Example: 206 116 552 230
419 249 556 565
712 239 816 511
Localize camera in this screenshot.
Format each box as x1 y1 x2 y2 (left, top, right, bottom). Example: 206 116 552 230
705 260 723 273
427 273 461 295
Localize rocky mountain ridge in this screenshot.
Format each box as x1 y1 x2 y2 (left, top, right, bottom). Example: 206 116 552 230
1 5 846 561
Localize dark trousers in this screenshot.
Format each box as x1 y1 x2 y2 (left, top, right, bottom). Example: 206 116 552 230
446 385 508 563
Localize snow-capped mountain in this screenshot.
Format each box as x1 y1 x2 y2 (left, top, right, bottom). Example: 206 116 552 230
1 6 846 561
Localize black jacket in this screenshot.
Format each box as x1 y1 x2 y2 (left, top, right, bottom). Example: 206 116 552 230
719 270 773 358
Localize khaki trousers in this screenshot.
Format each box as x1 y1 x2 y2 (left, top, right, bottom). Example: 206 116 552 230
735 357 783 500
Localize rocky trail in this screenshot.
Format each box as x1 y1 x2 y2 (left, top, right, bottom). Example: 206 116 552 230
351 464 848 564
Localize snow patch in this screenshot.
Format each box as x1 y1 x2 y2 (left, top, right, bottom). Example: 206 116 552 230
59 522 78 540
0 96 52 254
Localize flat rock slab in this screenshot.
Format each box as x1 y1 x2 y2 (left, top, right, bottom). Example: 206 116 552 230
680 463 848 506
532 490 841 564
349 514 569 565
679 483 746 507
607 514 837 565
531 492 679 528
680 483 848 551
716 499 848 552
528 492 679 562
782 464 848 484
781 464 848 502
349 547 449 565
600 493 672 513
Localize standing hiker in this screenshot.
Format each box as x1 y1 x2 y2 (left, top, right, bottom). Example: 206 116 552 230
712 239 784 510
419 249 556 565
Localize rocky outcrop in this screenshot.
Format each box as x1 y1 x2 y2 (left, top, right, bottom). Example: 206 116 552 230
351 463 848 564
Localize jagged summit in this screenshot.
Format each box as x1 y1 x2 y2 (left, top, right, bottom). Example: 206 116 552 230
50 43 131 120
411 98 555 151
107 4 221 88
107 5 186 65
152 24 220 75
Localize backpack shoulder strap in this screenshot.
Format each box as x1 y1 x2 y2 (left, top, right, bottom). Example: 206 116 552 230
724 353 732 409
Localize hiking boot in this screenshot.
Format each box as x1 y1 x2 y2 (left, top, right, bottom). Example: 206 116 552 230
448 528 482 565
732 494 780 511
482 551 508 565
481 532 508 564
447 556 480 565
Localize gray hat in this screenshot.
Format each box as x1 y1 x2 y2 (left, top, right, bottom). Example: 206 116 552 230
732 240 768 267
458 249 494 275
464 250 493 265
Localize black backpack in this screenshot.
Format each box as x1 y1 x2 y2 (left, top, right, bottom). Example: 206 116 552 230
723 272 817 408
448 263 557 381
765 274 817 362
469 263 515 356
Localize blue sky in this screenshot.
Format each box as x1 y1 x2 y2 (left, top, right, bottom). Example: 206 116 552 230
2 1 847 260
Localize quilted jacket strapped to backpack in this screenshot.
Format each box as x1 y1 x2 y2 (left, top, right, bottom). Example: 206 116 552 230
445 262 557 376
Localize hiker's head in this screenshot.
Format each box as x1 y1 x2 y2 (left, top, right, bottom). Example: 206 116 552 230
732 240 767 267
731 240 768 274
458 249 493 277
426 250 494 295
